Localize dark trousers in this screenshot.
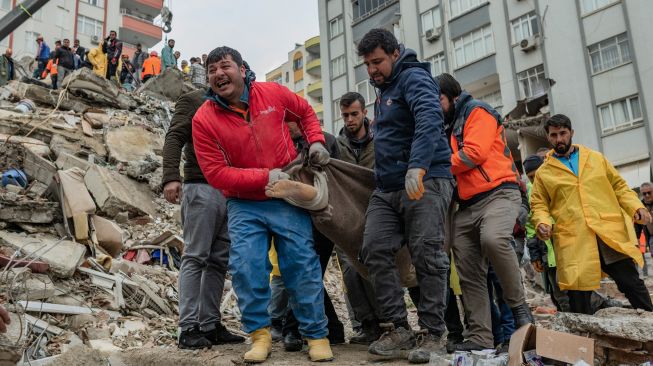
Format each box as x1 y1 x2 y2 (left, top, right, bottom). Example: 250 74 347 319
361 178 454 336
568 255 653 314
444 287 464 342
282 228 344 338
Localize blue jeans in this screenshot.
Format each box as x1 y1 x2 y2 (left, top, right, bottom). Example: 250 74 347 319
227 198 327 339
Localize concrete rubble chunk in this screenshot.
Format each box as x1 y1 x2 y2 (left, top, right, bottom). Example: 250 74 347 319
58 167 96 218
0 231 86 278
3 79 90 113
84 164 157 218
0 194 58 224
91 215 125 258
105 125 163 165
62 68 138 110
7 268 56 301
552 307 653 342
135 68 195 102
83 111 111 129
55 152 91 171
23 147 57 186
0 133 50 156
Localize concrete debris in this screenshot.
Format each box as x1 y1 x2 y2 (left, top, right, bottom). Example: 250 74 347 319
0 231 86 278
0 133 50 156
84 164 157 218
91 215 125 258
23 147 57 186
0 193 59 223
16 301 121 319
3 268 56 301
62 68 137 110
54 152 91 171
105 125 163 165
57 168 96 218
135 68 195 102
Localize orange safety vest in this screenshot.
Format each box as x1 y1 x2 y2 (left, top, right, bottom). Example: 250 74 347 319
141 56 161 80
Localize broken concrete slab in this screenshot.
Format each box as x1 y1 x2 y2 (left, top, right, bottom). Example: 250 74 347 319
105 125 163 165
0 194 58 224
0 133 50 157
135 68 195 102
7 268 56 301
84 164 156 218
83 112 110 129
552 307 653 342
55 152 91 171
63 68 138 110
16 300 121 319
23 147 57 186
91 215 125 258
0 231 86 278
3 79 90 113
88 339 122 353
58 167 96 218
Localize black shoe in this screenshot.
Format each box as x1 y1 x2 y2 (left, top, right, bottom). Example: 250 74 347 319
368 323 416 360
454 340 485 352
178 325 212 350
271 320 283 342
328 324 346 345
202 323 245 345
350 320 382 345
446 336 463 354
284 331 303 352
511 303 535 329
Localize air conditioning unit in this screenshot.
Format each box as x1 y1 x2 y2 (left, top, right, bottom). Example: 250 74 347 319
91 35 100 45
425 26 442 42
520 35 538 52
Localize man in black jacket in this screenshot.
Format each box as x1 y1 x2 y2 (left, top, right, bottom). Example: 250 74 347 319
72 39 86 69
54 39 75 89
162 88 244 349
103 30 123 82
131 43 147 81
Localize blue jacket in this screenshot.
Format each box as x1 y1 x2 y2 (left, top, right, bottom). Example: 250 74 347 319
37 42 50 60
161 46 176 70
372 46 452 192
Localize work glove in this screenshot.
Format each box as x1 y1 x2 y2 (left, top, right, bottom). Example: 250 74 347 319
309 142 330 166
405 168 426 200
268 168 290 184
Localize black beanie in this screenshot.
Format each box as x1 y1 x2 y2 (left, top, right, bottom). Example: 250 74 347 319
523 155 544 174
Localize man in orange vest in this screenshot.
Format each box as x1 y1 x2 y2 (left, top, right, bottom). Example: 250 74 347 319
141 50 161 83
436 73 532 352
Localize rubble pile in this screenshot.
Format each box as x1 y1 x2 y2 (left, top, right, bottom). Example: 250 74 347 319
0 70 235 365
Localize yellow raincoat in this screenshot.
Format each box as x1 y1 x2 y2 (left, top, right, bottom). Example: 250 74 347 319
530 145 643 291
87 43 107 78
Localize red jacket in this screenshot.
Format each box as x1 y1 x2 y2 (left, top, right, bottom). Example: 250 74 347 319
192 81 325 200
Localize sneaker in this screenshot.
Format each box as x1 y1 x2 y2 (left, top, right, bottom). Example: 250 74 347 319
407 331 446 364
283 331 303 352
454 340 486 352
178 325 212 350
202 323 245 345
368 323 416 360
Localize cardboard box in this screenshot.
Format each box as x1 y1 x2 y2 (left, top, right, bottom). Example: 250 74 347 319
508 324 594 366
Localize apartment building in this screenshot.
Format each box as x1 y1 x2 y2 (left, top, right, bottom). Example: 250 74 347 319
0 0 164 60
265 35 324 126
318 0 653 187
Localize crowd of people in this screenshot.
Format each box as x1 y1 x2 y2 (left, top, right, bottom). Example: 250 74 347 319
0 32 209 91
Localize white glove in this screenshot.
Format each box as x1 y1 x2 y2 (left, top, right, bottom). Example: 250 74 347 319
268 169 290 184
309 142 330 166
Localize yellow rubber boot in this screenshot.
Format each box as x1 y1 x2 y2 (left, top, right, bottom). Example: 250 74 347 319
307 338 334 362
243 327 272 363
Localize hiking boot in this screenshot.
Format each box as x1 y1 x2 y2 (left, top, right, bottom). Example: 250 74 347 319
307 338 334 362
202 323 245 344
350 320 382 345
511 303 534 329
454 340 485 352
271 319 283 342
178 325 212 350
368 323 416 360
284 330 303 352
243 327 272 363
407 331 446 364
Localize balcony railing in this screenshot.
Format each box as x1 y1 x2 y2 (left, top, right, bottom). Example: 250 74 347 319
120 8 155 23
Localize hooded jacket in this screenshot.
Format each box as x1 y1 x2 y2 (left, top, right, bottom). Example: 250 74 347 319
337 118 374 169
161 45 176 71
87 44 107 78
371 46 451 192
192 72 326 200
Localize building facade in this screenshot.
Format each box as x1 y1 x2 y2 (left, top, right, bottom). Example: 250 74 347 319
318 0 653 187
0 0 163 61
265 35 324 126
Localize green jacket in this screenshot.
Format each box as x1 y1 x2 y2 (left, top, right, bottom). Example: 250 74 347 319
161 46 176 71
0 55 13 86
527 181 556 267
336 118 375 169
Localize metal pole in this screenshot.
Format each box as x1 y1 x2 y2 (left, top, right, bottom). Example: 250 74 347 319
0 0 50 42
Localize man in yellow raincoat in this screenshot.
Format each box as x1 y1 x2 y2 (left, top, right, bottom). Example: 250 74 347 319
87 42 107 78
531 114 653 314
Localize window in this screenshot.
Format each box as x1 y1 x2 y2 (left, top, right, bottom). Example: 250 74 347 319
294 79 304 92
272 76 282 84
81 0 103 7
420 7 441 36
0 0 10 10
333 98 343 125
449 0 486 17
598 96 642 133
77 15 103 38
580 0 616 14
329 16 343 39
24 31 38 55
356 80 376 107
331 55 346 78
293 57 303 71
588 33 631 74
452 25 494 68
426 53 446 76
517 65 547 99
353 0 394 21
511 12 539 43
478 90 503 113
0 37 8 48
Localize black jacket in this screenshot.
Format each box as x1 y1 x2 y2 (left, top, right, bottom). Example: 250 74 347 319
54 46 75 69
635 200 653 248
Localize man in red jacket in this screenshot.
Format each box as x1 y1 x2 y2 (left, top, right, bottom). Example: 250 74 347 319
192 46 333 363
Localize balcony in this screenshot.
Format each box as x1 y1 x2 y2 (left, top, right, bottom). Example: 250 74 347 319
306 58 321 77
120 10 163 48
307 81 323 98
305 36 320 55
313 103 324 119
120 0 163 19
